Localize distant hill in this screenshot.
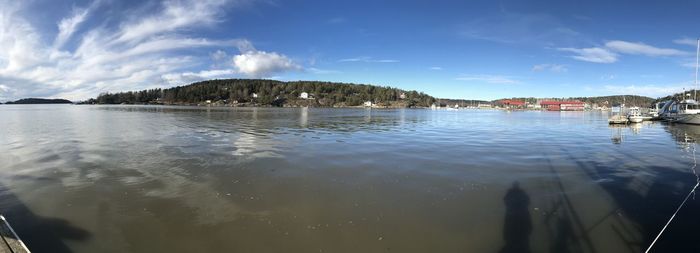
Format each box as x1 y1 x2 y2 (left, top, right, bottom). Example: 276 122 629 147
5 98 73 104
653 89 700 103
568 95 655 107
436 98 490 107
497 95 655 107
83 79 436 108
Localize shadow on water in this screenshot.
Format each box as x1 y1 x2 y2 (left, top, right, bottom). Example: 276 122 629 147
580 162 700 252
0 180 90 253
499 181 532 253
548 124 700 252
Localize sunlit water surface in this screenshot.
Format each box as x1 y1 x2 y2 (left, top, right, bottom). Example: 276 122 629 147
1 105 700 252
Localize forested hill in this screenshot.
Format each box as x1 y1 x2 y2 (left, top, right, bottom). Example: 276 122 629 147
504 95 654 107
653 89 700 103
4 98 73 104
84 79 436 107
568 95 655 107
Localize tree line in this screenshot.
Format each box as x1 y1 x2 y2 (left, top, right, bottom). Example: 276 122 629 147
502 95 655 107
83 79 436 107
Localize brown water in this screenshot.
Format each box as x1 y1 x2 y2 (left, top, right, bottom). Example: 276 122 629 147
1 105 699 252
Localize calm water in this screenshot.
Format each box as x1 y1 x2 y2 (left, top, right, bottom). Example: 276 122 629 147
1 105 700 252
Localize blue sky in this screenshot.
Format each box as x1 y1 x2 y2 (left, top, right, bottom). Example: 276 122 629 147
1 0 700 101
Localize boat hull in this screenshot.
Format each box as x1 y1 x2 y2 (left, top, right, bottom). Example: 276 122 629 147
629 116 644 123
608 115 629 124
673 114 700 124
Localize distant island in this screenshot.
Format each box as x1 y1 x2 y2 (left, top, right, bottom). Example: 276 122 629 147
82 79 436 108
4 98 73 104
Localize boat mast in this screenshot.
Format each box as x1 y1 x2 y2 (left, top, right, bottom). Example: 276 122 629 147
694 39 700 101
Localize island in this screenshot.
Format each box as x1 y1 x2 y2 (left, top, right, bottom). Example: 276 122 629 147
4 98 73 104
82 79 437 108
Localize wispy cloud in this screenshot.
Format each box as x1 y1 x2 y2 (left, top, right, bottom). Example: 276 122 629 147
307 67 340 74
558 40 689 64
0 0 302 101
455 74 520 84
429 66 443 70
338 57 399 63
459 11 581 45
601 84 687 97
53 4 93 49
532 64 567 72
605 40 689 57
558 47 618 63
161 69 235 85
674 37 698 46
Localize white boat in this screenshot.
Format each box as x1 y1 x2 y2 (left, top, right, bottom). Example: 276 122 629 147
627 107 648 123
670 99 700 124
671 39 700 125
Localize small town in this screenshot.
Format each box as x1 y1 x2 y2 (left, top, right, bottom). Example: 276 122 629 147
434 99 609 111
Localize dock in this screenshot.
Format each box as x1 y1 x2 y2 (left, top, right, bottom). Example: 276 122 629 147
0 216 30 253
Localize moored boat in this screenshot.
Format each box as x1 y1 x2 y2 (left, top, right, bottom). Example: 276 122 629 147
673 39 700 125
609 115 629 124
627 107 651 123
609 104 629 124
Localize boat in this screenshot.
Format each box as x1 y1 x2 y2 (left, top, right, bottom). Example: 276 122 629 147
672 39 700 125
670 99 700 124
627 107 651 123
648 101 668 120
609 102 629 124
609 115 629 124
0 216 30 253
660 100 677 121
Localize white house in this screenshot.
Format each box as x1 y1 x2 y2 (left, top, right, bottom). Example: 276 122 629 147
252 93 258 98
300 92 309 99
399 93 406 99
363 101 374 107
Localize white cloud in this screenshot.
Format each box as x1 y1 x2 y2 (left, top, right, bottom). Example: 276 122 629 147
605 40 688 57
53 7 90 49
0 84 8 92
338 57 399 63
161 69 235 85
674 38 698 46
233 50 301 78
532 64 567 72
429 66 442 70
210 50 228 61
307 68 340 74
459 12 580 45
0 0 303 101
558 47 618 63
682 61 699 68
558 40 689 64
455 74 520 84
114 0 229 44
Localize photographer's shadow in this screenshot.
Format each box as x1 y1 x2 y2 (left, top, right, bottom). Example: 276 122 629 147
499 181 532 253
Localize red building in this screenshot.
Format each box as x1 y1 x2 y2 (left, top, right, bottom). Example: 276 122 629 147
539 101 585 111
497 99 526 109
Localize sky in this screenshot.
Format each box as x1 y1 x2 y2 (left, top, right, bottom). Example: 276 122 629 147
1 0 700 102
